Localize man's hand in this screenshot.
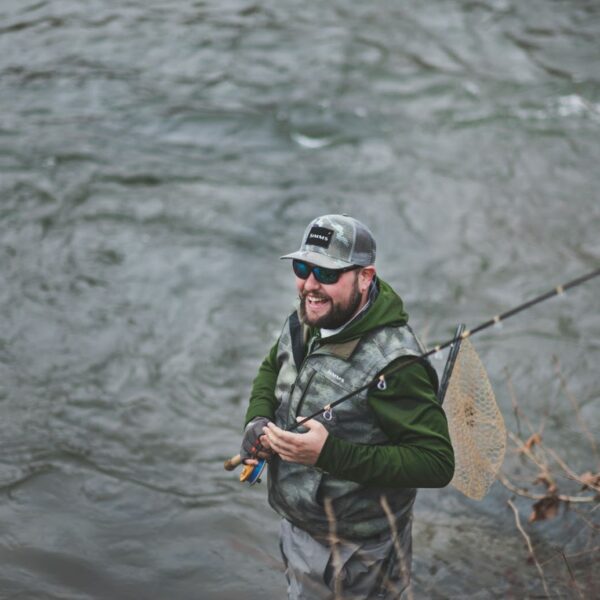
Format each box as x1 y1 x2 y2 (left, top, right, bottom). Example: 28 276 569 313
240 417 273 464
263 418 329 466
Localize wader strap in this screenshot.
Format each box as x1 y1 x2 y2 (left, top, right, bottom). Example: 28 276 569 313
289 311 306 371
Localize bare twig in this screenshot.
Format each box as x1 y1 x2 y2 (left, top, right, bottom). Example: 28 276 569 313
498 472 595 503
504 369 525 438
560 551 585 600
553 356 599 467
539 546 599 568
380 495 414 600
507 498 552 599
323 497 343 600
499 359 599 596
507 431 552 478
507 427 600 498
570 507 600 531
554 546 600 561
545 447 600 494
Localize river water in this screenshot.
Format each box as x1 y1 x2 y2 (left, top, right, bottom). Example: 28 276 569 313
0 1 599 598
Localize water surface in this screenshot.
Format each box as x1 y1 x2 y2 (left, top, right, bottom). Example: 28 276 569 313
1 1 599 598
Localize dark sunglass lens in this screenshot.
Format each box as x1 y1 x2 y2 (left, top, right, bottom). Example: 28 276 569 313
314 267 339 284
293 260 311 279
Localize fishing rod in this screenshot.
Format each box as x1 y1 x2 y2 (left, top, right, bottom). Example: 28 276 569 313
224 266 600 480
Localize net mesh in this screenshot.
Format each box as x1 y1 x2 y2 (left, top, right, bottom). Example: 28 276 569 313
445 337 506 500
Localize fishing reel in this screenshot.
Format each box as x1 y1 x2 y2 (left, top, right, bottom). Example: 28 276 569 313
239 458 267 486
224 454 267 486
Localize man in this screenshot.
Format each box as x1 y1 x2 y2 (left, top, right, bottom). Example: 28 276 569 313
240 214 454 599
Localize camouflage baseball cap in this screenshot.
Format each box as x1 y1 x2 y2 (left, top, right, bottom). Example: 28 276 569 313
280 214 376 269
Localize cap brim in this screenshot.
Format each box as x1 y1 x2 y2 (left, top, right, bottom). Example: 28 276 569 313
280 250 353 269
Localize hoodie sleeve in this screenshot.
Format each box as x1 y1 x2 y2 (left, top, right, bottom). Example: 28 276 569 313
315 358 455 488
244 340 280 427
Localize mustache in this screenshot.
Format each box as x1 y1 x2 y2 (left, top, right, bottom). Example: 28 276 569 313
300 291 330 302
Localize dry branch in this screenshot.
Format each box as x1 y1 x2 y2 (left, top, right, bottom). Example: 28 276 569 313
498 472 595 504
507 498 551 598
553 356 599 466
380 495 414 600
560 551 586 600
323 497 343 600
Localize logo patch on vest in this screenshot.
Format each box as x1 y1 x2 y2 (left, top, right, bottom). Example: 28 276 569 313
325 369 345 384
306 226 333 248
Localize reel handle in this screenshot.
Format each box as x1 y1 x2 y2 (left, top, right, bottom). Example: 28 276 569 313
224 453 243 471
224 453 267 485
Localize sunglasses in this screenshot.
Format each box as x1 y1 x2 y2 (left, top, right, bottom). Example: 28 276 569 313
292 259 360 285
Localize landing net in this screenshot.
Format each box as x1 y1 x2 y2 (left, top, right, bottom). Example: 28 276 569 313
444 337 506 500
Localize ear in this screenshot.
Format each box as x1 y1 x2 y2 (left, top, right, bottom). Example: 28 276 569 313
358 266 376 293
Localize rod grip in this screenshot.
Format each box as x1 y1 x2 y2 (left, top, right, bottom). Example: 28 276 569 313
224 453 243 471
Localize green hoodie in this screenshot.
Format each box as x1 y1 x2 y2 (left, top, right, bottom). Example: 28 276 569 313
245 279 455 489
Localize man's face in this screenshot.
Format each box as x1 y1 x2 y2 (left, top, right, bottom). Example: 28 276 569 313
296 265 365 329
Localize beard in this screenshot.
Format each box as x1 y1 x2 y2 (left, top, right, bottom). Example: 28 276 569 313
299 277 363 330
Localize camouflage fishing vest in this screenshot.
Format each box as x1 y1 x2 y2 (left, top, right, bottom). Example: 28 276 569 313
267 311 437 541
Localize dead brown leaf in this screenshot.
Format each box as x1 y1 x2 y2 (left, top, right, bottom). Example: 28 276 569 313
580 471 600 491
521 433 542 453
528 495 560 523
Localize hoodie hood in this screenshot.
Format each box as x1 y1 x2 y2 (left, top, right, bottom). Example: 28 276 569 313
318 278 408 343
